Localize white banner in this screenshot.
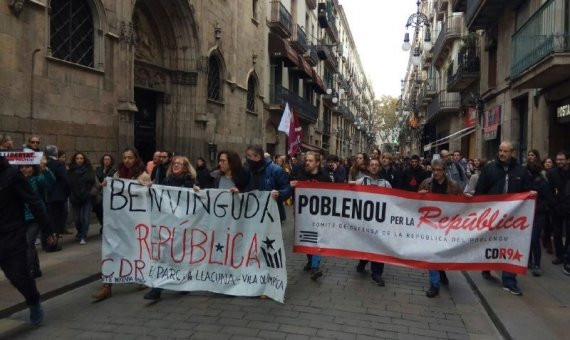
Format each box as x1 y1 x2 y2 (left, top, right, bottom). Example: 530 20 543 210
102 179 287 302
294 182 536 274
1 151 43 165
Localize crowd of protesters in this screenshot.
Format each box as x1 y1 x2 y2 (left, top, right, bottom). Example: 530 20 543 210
2 132 570 325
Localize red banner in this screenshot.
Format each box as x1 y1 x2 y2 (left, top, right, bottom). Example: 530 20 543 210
288 106 303 156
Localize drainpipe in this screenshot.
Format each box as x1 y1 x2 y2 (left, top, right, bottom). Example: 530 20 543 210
30 48 41 132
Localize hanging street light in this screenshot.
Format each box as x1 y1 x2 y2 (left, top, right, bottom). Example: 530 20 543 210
401 0 431 52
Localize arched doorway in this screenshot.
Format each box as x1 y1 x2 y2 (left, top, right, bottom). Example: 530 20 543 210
131 0 199 161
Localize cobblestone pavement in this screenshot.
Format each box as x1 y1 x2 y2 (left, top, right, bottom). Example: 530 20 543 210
7 207 500 339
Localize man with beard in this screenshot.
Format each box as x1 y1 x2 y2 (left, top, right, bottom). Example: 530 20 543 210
325 154 347 183
401 155 429 192
474 141 534 296
290 151 332 280
352 158 392 286
245 145 292 223
151 150 172 185
418 158 462 297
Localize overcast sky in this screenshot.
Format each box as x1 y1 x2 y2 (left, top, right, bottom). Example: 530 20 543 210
341 0 418 98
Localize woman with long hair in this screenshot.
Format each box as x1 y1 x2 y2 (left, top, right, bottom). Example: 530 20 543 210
143 155 198 301
92 148 151 302
67 152 96 245
207 151 250 192
464 159 487 195
527 152 555 276
349 153 369 182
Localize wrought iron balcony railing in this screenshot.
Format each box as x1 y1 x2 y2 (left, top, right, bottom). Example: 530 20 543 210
447 48 480 91
511 0 570 79
290 24 307 54
268 1 292 38
426 91 461 121
269 84 318 122
432 15 463 66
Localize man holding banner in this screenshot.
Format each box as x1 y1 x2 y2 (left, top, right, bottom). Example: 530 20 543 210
474 141 533 296
418 158 462 297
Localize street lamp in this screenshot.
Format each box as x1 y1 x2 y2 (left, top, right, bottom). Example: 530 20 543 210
401 1 431 52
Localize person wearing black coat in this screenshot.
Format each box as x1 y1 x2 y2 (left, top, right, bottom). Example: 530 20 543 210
401 155 429 192
527 161 555 276
0 155 55 325
379 152 402 189
546 151 570 264
44 145 70 250
195 157 213 189
474 141 533 296
68 153 96 245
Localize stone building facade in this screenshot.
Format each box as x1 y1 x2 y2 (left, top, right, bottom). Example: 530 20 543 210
1 0 376 164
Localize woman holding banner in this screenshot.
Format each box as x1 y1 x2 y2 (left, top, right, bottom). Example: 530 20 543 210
290 151 331 281
92 148 151 302
144 155 200 301
208 151 250 193
418 158 462 298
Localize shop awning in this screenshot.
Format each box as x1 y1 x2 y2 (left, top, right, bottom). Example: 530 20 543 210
291 55 313 79
268 32 299 67
424 126 476 151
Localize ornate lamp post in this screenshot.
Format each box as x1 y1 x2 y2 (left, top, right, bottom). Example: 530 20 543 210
402 0 431 52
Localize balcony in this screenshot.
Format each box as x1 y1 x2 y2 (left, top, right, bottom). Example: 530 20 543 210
419 78 437 107
268 1 292 38
433 16 463 68
269 84 318 123
436 0 449 20
451 0 467 12
427 91 461 121
318 1 339 44
317 45 338 70
304 46 319 66
510 0 570 89
465 0 515 31
447 48 480 92
290 25 308 54
306 0 317 10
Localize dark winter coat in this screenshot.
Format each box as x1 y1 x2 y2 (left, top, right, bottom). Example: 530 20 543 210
475 157 531 195
95 166 117 184
546 167 570 216
45 158 70 203
196 165 213 189
68 165 96 204
401 166 430 192
529 171 555 216
163 173 196 188
379 166 402 189
246 158 292 222
292 167 333 183
0 156 52 258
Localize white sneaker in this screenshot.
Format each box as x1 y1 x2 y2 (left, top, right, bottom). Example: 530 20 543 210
80 239 87 245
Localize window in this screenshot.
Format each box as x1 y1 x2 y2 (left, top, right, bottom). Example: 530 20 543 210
247 75 256 112
50 0 94 67
207 55 222 101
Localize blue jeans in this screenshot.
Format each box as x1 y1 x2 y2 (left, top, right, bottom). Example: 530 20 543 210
502 271 517 287
428 270 440 289
72 200 92 240
306 254 321 269
530 214 545 268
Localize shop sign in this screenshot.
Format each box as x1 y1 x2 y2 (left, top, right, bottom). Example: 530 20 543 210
557 104 570 122
465 107 477 128
483 105 502 141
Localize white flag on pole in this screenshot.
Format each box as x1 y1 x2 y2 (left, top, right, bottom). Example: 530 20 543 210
277 102 292 136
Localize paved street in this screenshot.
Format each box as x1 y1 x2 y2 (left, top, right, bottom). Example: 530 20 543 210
0 207 504 340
